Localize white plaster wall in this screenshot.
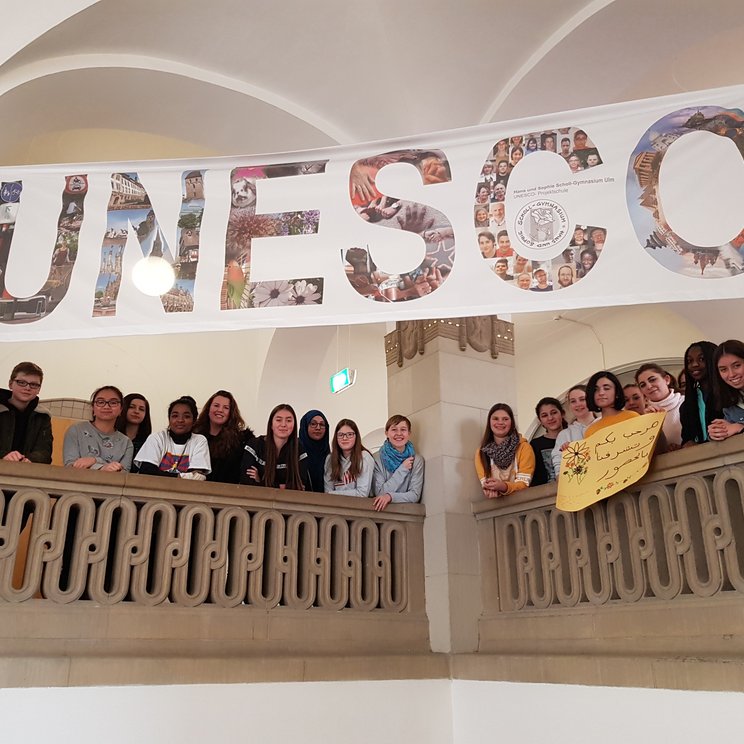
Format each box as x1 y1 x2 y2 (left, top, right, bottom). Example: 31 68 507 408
255 323 388 440
0 679 453 744
0 322 388 435
513 304 708 429
451 680 744 744
2 678 743 744
0 329 275 431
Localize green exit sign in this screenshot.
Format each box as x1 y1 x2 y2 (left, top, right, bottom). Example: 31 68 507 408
330 368 356 394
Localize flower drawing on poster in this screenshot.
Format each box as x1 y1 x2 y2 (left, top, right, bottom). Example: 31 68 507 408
561 440 591 484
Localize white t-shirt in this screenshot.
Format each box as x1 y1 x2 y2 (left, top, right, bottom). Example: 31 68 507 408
134 430 211 474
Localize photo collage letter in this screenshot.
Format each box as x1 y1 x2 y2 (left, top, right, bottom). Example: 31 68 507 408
475 129 606 292
627 105 744 278
0 176 87 323
344 149 455 302
94 171 204 316
222 161 327 309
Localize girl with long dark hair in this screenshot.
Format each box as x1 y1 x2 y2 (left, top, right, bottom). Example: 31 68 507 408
115 392 152 466
530 397 567 486
709 340 744 441
584 371 639 438
193 390 254 483
679 341 721 445
240 403 310 490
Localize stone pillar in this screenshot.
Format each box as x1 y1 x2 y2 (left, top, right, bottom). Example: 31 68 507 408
384 316 516 653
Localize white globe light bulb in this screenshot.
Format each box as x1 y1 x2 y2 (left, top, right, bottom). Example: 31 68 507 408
131 256 175 296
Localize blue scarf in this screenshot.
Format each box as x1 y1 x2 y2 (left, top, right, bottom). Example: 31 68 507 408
697 385 708 443
380 439 415 472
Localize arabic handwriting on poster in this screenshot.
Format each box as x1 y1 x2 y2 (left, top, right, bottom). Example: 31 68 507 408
556 412 665 512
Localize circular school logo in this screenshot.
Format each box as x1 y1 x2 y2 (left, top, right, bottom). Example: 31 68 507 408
514 198 569 250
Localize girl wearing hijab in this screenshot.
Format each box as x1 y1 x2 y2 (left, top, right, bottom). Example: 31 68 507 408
298 409 330 492
679 341 721 446
475 403 534 498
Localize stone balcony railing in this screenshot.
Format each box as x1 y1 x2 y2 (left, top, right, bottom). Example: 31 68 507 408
0 463 431 686
4 440 744 691
471 436 744 688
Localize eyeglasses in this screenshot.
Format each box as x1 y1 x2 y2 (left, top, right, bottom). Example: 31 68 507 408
337 432 356 440
93 398 121 408
12 379 41 391
308 421 326 429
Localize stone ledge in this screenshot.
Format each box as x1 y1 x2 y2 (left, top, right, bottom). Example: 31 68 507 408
4 646 744 692
0 600 431 659
450 652 744 693
0 653 451 688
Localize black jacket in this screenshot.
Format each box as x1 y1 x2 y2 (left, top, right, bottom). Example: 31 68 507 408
0 388 53 463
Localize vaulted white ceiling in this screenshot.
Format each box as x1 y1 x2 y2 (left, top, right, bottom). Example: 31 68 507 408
2 0 742 164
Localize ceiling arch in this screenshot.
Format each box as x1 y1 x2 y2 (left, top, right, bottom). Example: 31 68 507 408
0 52 352 164
0 1 100 67
1 1 743 163
481 0 617 124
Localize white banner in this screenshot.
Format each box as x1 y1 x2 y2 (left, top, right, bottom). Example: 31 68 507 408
1 84 743 341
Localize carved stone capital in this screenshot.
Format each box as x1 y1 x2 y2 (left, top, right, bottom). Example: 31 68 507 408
385 316 514 367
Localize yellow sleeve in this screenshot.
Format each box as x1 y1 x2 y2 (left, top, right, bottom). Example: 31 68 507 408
474 449 487 483
503 441 535 495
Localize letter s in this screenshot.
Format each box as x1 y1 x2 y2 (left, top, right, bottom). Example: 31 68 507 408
345 149 454 302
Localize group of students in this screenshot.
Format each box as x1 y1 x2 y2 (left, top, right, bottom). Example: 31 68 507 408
0 365 423 512
5 337 744 509
476 339 744 499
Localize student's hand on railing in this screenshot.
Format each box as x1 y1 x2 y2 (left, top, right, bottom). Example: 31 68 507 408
708 418 744 441
373 494 393 511
71 457 97 469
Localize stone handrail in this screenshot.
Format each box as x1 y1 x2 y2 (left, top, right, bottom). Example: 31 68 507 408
473 436 744 661
0 462 429 668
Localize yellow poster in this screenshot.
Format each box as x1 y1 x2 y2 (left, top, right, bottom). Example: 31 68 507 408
556 412 666 512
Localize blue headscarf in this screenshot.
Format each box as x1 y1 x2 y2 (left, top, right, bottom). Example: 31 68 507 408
299 409 330 493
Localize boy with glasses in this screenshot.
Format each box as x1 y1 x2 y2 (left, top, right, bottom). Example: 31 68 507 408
0 362 52 463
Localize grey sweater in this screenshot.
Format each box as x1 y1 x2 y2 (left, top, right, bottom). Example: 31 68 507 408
63 421 133 471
